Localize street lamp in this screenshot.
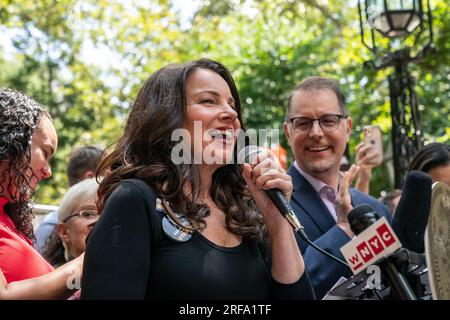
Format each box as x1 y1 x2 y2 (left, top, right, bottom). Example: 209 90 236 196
357 0 434 188
366 0 424 38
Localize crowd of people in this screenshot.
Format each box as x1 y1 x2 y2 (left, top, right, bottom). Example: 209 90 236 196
0 58 449 300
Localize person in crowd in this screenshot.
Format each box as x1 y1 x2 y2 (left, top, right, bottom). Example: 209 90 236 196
283 76 391 298
379 189 402 216
339 145 351 172
42 178 99 267
0 88 83 299
81 58 315 300
34 145 103 253
408 142 450 186
354 140 382 194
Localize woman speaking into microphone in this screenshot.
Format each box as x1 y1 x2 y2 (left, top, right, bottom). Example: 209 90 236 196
81 58 314 300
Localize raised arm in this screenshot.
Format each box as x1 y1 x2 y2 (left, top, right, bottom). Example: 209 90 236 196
0 254 83 300
242 161 303 284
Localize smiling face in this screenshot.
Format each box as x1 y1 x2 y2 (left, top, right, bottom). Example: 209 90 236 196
284 88 351 184
183 68 241 168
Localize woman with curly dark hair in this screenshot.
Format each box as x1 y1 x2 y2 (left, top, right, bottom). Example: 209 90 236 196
81 58 314 299
0 88 83 299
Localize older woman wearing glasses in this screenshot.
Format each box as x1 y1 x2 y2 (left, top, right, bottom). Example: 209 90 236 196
42 178 99 267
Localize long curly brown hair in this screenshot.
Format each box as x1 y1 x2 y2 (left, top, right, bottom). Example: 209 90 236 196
97 58 265 239
0 88 51 239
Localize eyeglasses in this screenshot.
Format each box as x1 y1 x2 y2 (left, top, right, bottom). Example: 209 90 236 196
62 209 99 223
288 114 348 132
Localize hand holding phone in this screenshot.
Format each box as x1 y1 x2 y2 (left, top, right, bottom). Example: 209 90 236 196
361 125 383 166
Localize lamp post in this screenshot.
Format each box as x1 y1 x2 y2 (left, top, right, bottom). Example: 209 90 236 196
357 0 434 188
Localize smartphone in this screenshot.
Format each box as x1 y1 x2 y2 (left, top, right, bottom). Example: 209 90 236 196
363 125 383 165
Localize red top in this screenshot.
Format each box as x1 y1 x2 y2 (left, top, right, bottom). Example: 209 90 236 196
0 197 54 283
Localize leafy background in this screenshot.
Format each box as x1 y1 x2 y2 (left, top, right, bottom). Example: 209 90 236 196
1 0 448 205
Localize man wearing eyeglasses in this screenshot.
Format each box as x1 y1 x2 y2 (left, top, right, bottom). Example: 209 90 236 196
283 76 391 299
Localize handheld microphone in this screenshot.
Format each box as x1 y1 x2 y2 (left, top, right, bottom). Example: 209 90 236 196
391 170 432 253
347 204 417 300
238 146 303 231
237 145 349 268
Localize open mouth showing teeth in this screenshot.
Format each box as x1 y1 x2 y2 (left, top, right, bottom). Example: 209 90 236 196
210 129 234 140
307 146 330 152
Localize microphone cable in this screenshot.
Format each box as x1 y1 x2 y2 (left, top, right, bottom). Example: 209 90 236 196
293 223 349 268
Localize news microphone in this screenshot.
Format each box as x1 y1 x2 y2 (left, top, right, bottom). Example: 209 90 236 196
347 204 417 300
391 170 432 253
237 145 349 268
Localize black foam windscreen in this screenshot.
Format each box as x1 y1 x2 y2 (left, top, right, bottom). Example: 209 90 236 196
348 204 380 235
391 170 432 253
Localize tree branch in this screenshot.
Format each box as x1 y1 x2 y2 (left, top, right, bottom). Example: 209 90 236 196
303 0 342 30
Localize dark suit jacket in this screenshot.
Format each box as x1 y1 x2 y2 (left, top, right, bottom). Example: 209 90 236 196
288 165 392 299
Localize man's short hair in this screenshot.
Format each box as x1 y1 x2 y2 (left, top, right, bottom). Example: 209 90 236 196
67 146 103 186
286 76 347 121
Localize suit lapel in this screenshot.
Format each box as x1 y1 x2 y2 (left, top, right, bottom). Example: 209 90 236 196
288 165 336 233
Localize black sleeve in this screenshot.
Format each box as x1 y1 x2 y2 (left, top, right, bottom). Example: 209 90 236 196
270 270 316 300
257 240 316 300
81 180 156 299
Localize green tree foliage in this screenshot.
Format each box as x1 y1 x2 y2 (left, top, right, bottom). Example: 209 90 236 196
183 0 449 196
1 0 448 203
1 0 123 203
